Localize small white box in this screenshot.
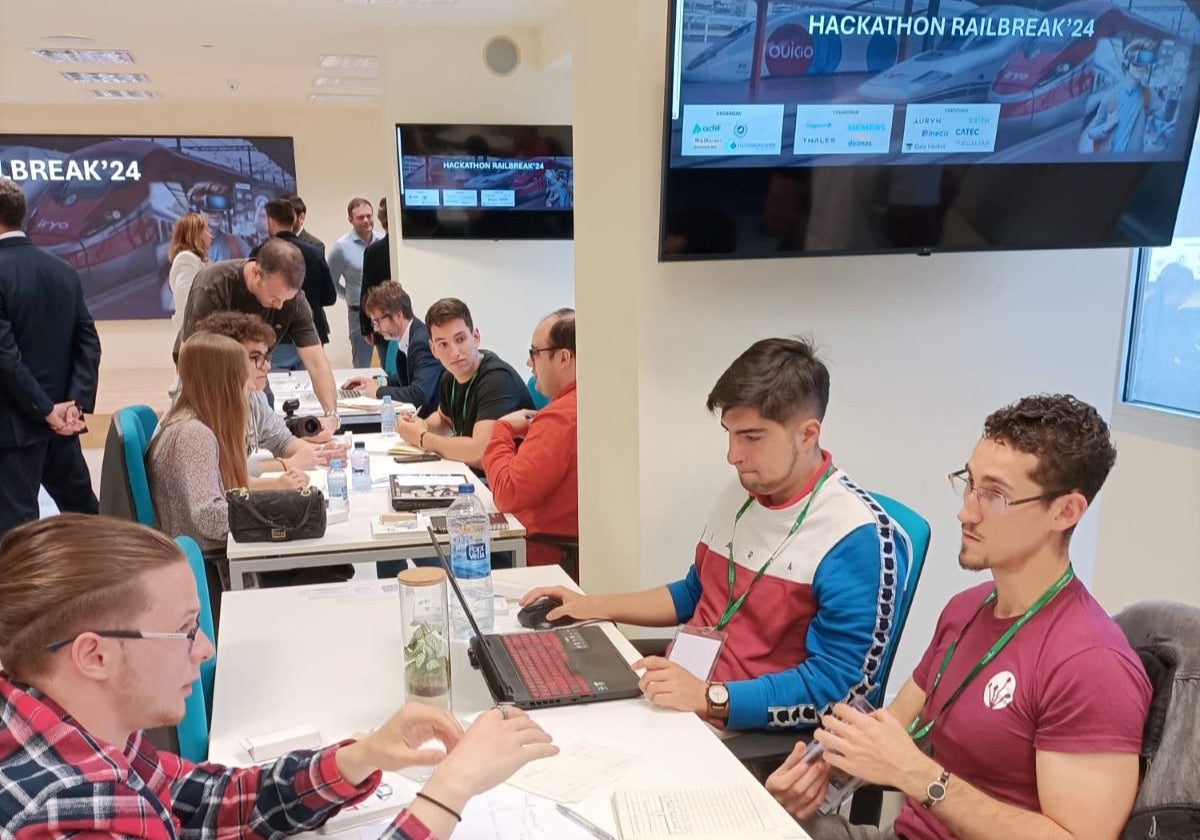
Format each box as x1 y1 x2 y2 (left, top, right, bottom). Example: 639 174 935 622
242 725 322 762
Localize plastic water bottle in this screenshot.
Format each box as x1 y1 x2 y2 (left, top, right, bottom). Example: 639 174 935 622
446 484 492 639
327 459 349 516
350 441 372 493
380 395 397 438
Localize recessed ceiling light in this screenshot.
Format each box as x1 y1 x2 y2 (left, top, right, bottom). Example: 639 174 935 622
312 75 378 87
88 88 159 100
308 93 378 103
63 71 150 83
319 54 378 70
32 48 135 64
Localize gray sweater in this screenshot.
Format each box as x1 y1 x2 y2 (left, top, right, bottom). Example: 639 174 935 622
147 414 229 552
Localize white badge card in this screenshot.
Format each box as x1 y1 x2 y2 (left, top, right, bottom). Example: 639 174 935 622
666 624 727 681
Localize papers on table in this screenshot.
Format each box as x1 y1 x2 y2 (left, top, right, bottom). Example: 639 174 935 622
338 397 384 411
509 741 640 803
611 787 781 840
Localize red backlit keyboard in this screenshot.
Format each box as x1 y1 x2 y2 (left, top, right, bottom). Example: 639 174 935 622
502 632 592 699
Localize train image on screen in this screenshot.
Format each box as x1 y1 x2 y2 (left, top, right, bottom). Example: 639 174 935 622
21 138 294 315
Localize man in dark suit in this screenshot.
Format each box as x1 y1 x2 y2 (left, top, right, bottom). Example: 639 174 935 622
251 199 337 370
342 281 440 417
286 194 325 252
0 178 101 538
359 196 391 359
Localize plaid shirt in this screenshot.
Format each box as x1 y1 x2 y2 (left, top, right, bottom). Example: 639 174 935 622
0 676 433 840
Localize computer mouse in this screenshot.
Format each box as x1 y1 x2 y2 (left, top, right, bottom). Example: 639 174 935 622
517 597 574 630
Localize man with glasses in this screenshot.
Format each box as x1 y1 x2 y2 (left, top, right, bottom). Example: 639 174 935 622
483 309 578 568
394 298 532 472
767 394 1152 840
341 281 441 418
0 514 558 840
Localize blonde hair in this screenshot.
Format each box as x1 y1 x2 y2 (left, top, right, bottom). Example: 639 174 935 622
168 212 210 263
153 332 250 490
0 515 182 680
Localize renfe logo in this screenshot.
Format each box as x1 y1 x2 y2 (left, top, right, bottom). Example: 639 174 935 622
765 24 814 76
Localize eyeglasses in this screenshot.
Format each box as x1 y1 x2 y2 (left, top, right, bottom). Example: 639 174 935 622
47 620 203 654
369 313 394 328
528 345 561 361
248 351 273 370
948 470 1062 517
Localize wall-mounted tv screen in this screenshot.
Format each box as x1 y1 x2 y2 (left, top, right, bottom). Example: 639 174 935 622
661 0 1200 259
396 124 573 240
0 134 297 319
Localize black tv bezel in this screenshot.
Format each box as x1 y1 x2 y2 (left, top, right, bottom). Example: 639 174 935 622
394 122 574 242
657 0 1200 262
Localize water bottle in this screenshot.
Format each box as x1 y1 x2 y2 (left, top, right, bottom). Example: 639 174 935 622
327 459 349 516
446 484 492 639
350 441 372 493
380 395 397 438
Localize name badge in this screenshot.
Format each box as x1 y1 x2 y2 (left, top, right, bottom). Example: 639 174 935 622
667 624 727 681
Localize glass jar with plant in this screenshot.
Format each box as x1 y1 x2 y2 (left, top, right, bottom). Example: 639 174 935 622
397 566 451 708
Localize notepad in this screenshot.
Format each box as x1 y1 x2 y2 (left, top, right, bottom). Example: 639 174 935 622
611 787 780 840
338 397 384 411
508 741 640 803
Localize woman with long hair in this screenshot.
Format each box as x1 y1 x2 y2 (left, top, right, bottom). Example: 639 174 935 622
147 332 256 552
168 212 212 334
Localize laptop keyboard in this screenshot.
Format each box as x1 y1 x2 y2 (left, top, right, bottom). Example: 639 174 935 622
338 388 363 399
502 632 592 699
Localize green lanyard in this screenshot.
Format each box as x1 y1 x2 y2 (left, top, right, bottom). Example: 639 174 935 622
716 466 834 631
907 565 1075 741
449 368 480 436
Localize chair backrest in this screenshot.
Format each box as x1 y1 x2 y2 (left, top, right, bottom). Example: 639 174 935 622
174 535 216 763
104 406 158 527
383 339 400 380
866 492 931 708
526 375 550 410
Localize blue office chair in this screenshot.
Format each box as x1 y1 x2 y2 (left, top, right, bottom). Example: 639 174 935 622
383 339 400 380
175 536 216 763
526 375 550 410
98 405 158 526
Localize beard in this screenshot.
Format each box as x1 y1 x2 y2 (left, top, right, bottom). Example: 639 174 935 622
738 440 803 499
958 533 990 571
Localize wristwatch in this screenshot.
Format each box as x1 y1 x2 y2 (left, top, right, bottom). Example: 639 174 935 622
922 768 951 809
705 682 730 719
323 411 341 429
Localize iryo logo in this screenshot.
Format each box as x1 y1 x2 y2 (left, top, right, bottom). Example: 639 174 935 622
765 24 814 76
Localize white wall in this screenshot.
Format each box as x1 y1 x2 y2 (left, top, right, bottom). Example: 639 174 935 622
573 0 1137 687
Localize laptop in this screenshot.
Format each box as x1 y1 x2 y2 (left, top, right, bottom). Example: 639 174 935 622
427 528 642 710
337 387 363 399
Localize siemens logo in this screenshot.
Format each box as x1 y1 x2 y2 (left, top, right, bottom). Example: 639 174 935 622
847 123 886 131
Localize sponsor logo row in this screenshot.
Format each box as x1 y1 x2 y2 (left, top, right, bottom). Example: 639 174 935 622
404 189 516 209
681 103 1000 157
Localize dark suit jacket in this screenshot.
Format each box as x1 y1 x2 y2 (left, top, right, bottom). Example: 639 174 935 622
296 228 325 252
379 318 441 418
251 232 337 343
0 235 101 447
359 234 391 336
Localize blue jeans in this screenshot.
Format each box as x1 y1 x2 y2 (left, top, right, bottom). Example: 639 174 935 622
270 340 303 372
347 306 374 368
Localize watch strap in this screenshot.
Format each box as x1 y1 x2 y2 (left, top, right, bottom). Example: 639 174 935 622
922 769 951 809
705 682 729 718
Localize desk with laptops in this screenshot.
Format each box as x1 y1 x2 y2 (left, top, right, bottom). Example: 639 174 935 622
225 434 527 589
209 560 810 839
269 368 387 429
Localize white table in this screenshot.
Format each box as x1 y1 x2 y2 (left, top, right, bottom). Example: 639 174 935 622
209 566 808 840
225 434 527 590
269 367 389 429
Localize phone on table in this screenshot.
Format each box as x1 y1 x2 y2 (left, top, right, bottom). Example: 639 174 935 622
393 452 441 464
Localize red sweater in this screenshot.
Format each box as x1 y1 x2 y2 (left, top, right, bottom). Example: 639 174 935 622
483 382 578 567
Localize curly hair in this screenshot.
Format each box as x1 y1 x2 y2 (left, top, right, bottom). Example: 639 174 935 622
983 394 1116 503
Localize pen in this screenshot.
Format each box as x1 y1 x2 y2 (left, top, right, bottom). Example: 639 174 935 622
555 803 617 840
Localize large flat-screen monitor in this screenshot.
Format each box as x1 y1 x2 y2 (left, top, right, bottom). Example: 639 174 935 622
661 0 1200 259
0 134 297 319
396 124 573 240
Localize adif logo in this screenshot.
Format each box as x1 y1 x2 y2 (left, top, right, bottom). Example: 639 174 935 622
983 671 1016 710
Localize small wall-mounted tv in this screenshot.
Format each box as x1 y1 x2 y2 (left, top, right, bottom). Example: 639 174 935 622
395 123 573 240
660 0 1200 260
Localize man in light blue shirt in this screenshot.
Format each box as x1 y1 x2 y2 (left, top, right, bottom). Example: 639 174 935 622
327 197 382 367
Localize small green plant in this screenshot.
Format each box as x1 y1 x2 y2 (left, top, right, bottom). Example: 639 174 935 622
403 619 449 697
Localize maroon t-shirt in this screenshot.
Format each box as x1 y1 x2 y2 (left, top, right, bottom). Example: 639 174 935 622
893 577 1151 840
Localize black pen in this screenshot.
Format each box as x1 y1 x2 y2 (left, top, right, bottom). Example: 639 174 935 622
555 803 617 840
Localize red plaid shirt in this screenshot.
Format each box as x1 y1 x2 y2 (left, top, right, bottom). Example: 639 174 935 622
0 676 433 840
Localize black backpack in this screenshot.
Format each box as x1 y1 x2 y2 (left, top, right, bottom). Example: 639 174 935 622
1115 601 1200 840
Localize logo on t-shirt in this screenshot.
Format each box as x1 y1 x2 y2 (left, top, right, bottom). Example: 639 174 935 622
983 671 1016 710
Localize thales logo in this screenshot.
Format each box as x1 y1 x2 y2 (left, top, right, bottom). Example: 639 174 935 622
692 123 721 134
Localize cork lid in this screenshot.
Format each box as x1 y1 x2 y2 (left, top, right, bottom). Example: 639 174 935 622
397 567 446 587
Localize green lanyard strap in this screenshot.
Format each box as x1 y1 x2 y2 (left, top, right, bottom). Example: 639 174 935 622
907 565 1075 741
716 466 835 631
449 368 480 436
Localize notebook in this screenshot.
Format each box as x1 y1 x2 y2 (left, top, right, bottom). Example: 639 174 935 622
611 788 780 840
427 527 641 710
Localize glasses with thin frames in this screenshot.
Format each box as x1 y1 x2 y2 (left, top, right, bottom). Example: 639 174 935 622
369 313 394 328
248 351 273 371
528 345 561 361
948 469 1061 516
47 620 203 654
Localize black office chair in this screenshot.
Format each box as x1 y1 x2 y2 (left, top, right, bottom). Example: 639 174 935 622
526 533 579 583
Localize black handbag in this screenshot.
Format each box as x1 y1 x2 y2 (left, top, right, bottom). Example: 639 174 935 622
225 486 327 542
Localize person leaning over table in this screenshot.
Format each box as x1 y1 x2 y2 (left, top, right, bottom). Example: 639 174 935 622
0 515 559 840
394 297 533 473
766 395 1151 840
522 337 910 731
